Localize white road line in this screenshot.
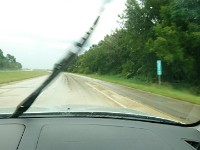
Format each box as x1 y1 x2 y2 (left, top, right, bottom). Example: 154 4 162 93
85 82 127 108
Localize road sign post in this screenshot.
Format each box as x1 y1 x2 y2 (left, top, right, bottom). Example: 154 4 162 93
156 60 162 85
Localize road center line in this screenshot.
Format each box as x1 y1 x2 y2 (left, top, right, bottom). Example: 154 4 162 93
85 82 127 108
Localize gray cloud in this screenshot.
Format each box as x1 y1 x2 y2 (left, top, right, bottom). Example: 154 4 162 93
0 0 126 69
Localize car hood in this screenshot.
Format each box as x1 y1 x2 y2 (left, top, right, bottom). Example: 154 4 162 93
0 105 148 115
0 105 181 124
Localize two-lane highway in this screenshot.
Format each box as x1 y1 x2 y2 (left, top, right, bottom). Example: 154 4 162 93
0 73 200 123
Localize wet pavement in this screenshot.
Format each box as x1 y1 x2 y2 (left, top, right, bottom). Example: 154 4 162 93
0 73 200 123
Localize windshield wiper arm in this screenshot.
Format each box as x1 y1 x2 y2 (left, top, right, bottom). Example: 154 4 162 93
10 16 100 118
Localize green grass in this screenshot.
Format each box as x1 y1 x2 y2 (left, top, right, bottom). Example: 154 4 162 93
85 74 200 105
0 70 49 84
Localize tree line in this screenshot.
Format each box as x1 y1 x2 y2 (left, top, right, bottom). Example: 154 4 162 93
67 0 200 86
0 49 22 70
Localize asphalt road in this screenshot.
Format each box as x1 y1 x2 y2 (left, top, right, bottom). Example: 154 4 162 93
0 73 200 123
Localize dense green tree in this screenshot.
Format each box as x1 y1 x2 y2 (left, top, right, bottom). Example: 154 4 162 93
0 49 22 70
67 0 200 85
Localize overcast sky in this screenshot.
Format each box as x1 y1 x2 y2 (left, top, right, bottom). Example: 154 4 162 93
0 0 126 69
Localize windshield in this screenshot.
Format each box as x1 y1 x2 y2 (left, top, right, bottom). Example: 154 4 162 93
0 0 200 125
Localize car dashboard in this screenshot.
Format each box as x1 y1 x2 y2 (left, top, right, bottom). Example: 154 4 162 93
0 117 200 150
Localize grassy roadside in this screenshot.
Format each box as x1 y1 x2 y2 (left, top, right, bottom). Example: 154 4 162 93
84 74 200 105
0 70 49 84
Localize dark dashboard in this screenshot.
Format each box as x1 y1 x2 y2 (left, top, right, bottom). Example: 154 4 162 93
1 117 200 150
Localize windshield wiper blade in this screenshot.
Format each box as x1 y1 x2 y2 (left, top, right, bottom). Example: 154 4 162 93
10 16 100 118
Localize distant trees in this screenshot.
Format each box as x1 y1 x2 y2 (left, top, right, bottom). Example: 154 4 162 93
0 49 22 70
67 0 200 85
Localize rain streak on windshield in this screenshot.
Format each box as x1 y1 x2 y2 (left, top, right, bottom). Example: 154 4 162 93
0 0 200 124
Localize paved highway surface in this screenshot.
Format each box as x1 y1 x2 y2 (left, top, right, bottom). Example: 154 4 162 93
0 73 200 123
